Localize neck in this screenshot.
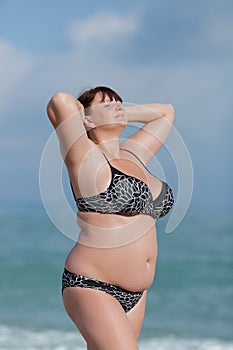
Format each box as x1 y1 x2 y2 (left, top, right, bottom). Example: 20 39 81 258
97 138 120 158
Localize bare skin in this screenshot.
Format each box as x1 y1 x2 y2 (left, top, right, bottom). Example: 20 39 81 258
47 90 174 349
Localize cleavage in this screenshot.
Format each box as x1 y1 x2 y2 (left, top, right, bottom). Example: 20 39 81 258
100 158 163 201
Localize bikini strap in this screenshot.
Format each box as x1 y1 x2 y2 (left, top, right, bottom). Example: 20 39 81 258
120 148 157 177
70 180 77 201
101 152 110 163
120 148 147 169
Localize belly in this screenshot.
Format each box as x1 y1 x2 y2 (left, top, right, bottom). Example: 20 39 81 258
65 213 158 291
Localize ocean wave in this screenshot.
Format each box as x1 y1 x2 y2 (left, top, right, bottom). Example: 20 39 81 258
0 324 233 350
0 325 84 350
139 336 233 350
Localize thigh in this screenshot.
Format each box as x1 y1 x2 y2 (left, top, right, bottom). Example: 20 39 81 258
126 290 147 340
63 287 139 350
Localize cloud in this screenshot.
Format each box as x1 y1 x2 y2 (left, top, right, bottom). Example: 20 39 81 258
119 0 233 66
0 39 36 118
66 10 140 55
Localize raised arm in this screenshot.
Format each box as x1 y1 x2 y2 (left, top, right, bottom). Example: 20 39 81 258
121 103 175 163
47 92 85 126
47 92 94 167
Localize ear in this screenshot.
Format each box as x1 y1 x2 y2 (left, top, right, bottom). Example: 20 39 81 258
84 116 96 130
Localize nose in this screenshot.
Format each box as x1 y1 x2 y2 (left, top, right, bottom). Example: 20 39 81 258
115 102 122 111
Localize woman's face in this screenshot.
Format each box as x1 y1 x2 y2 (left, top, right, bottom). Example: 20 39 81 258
87 92 127 129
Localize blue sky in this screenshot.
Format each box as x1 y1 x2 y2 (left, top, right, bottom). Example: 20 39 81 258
0 0 232 213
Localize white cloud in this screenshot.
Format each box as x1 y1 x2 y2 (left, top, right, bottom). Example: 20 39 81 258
0 39 36 118
67 11 139 51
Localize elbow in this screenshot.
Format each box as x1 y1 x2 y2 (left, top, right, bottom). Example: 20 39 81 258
47 92 68 112
46 92 74 123
46 92 68 126
166 104 175 123
167 103 175 115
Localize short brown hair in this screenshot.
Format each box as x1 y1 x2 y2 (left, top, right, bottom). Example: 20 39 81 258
78 86 123 115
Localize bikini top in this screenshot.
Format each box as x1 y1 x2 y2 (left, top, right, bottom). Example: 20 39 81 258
72 149 174 220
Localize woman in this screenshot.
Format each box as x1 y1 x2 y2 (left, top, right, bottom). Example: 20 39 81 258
47 86 174 350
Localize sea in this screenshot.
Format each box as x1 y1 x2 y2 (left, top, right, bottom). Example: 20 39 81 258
0 204 232 350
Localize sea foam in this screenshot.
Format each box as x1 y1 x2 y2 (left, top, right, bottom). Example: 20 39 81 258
0 324 233 350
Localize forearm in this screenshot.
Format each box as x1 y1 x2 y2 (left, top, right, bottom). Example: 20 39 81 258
124 103 174 123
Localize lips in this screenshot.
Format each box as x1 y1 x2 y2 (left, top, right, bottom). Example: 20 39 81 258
115 114 124 119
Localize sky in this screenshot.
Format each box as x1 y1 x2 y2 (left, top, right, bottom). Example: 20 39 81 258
0 0 232 214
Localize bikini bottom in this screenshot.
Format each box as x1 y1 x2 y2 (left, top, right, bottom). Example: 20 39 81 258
62 268 144 313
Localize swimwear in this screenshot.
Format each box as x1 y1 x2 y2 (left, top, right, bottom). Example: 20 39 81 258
62 268 143 313
65 149 174 311
72 149 174 220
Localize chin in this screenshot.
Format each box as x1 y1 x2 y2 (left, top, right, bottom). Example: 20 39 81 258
115 120 127 128
115 117 128 125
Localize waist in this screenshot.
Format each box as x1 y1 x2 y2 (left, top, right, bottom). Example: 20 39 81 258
65 225 158 291
77 212 156 248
